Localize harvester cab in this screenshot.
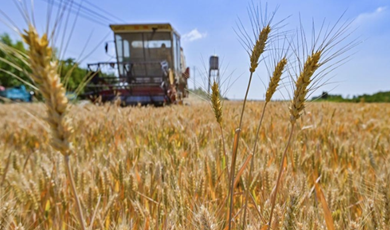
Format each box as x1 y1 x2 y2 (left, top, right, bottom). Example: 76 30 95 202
83 23 189 106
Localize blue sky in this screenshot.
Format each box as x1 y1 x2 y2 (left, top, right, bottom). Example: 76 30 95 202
1 0 389 100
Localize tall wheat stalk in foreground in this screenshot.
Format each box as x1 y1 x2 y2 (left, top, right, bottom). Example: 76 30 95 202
211 81 226 157
21 25 86 230
241 56 287 229
227 23 271 230
266 14 357 228
267 50 321 229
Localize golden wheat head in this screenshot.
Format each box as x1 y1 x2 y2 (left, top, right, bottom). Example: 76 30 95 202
265 57 287 103
211 81 223 125
250 25 271 73
22 25 73 155
289 51 321 123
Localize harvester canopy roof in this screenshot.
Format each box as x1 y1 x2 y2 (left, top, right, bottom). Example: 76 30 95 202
109 23 178 34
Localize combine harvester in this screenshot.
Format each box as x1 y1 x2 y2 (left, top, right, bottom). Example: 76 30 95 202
82 23 190 106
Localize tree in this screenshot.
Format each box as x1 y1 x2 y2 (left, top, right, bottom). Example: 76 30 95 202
58 58 88 92
0 33 89 94
0 33 31 88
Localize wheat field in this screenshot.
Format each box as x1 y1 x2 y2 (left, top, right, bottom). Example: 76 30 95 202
0 1 388 229
0 101 389 229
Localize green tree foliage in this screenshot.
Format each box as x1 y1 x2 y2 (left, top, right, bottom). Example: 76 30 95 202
312 91 390 103
0 33 31 88
352 91 390 103
59 58 88 92
0 33 88 93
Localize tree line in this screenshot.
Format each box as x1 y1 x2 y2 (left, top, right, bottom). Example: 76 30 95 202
312 91 390 103
0 33 87 92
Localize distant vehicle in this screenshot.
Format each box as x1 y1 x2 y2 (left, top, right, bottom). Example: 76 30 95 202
66 92 78 102
81 23 190 106
0 85 33 102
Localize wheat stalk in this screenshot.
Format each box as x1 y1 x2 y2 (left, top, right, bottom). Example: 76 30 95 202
21 25 86 230
242 57 287 229
228 23 271 230
21 25 73 154
267 51 321 229
228 6 273 226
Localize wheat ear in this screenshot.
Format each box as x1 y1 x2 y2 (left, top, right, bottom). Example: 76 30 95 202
267 51 321 229
250 25 271 73
21 25 86 230
289 51 321 124
211 81 223 125
266 58 287 103
21 25 73 154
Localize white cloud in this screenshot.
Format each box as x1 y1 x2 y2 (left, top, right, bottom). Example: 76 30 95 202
354 6 387 24
182 29 207 42
376 6 386 13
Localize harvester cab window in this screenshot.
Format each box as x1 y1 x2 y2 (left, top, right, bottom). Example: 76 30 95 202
144 32 172 66
171 33 182 83
123 40 130 58
115 32 173 64
115 34 124 76
115 34 123 63
115 33 143 76
115 33 144 61
174 33 181 74
172 33 178 74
